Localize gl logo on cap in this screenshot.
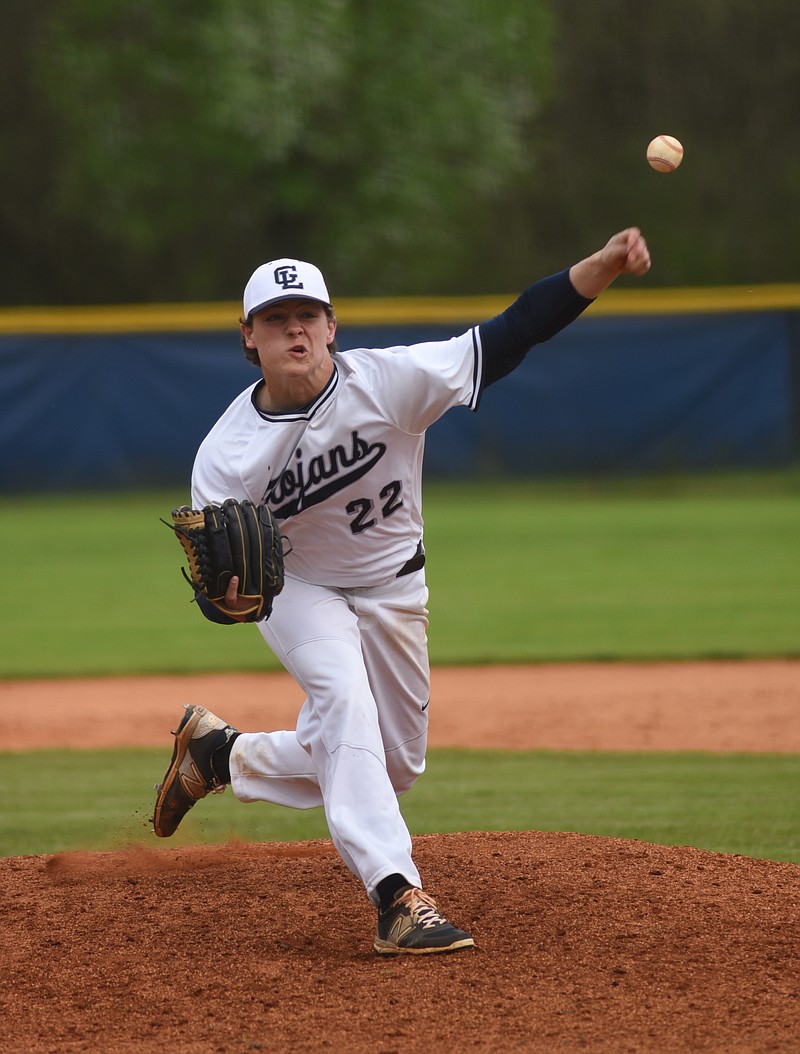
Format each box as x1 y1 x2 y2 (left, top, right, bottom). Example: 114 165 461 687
274 265 304 291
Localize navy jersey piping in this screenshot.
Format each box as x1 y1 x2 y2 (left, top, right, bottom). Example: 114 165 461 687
469 326 485 412
251 362 339 422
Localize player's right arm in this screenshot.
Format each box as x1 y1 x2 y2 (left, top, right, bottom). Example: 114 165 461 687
568 228 651 298
478 228 650 390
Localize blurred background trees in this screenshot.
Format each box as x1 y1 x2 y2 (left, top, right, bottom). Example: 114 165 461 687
1 0 798 305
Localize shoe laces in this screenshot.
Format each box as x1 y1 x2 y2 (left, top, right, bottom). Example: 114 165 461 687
397 888 448 930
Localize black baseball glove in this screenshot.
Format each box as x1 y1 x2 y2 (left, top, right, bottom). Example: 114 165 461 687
166 498 284 623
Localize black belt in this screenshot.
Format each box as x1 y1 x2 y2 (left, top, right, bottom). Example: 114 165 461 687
396 541 425 577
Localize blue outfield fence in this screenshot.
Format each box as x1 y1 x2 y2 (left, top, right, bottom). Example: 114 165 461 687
1 287 798 492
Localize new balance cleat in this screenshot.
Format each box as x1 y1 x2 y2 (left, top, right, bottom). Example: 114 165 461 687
152 705 237 838
374 886 475 955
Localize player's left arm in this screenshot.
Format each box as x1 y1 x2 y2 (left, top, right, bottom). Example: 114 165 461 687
478 228 650 389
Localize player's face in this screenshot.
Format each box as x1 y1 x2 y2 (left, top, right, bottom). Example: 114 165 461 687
242 299 337 409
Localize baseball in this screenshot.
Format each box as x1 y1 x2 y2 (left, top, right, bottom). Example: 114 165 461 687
647 135 684 173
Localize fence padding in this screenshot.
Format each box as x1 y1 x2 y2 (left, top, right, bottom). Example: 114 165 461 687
0 310 796 492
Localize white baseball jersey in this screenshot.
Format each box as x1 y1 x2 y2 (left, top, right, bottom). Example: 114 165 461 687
183 265 591 907
192 330 483 587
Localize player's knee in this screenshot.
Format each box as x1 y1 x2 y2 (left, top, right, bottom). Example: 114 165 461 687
387 749 426 796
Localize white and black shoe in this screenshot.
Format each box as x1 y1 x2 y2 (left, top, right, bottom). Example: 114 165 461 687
374 886 475 955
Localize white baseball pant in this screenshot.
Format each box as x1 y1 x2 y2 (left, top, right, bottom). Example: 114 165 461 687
228 570 430 903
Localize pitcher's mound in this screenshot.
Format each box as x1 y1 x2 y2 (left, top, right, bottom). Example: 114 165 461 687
3 830 799 1053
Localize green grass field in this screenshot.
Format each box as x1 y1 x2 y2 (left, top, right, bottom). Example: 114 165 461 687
1 470 798 677
1 470 798 863
3 748 798 864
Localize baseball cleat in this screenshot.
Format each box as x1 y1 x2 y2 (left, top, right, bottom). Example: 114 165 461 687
374 886 475 955
152 704 237 838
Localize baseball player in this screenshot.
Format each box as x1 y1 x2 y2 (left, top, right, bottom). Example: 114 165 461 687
153 228 651 954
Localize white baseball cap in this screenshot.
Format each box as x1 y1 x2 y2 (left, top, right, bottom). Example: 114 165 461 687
243 259 332 319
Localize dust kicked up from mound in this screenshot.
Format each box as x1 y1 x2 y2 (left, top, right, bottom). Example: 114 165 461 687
2 831 799 1053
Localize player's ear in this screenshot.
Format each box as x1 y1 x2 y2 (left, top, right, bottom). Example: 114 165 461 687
326 315 337 343
240 320 256 348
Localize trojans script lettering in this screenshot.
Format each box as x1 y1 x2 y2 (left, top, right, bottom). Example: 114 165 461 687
263 430 386 519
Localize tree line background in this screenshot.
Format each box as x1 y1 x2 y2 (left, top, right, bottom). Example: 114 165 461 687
2 0 799 307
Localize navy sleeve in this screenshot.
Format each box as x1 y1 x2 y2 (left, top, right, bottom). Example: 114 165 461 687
478 269 593 390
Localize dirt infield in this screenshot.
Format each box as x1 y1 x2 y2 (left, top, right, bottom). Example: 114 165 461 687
3 660 800 1053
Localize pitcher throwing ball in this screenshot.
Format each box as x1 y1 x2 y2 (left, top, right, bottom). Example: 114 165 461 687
153 229 651 954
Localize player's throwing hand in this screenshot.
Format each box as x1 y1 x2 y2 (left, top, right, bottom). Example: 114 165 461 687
570 227 651 299
605 227 651 276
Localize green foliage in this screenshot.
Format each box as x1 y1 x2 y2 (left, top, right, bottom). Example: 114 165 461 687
0 472 797 678
37 1 351 251
494 0 800 290
13 0 553 302
3 748 798 864
3 1 800 303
